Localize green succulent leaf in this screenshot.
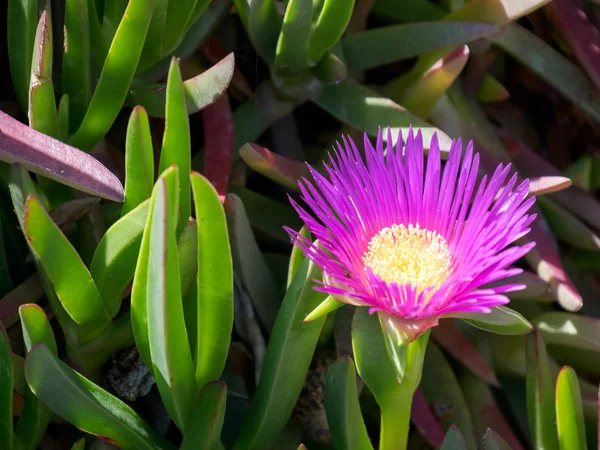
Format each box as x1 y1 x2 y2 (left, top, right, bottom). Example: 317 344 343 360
342 21 495 72
122 107 154 217
7 0 38 111
459 306 533 335
233 259 327 450
139 166 196 431
526 332 559 450
180 381 227 450
57 94 70 141
129 53 235 118
63 0 92 130
286 225 311 288
137 0 168 73
14 304 56 450
23 195 110 335
225 194 279 331
91 199 150 317
324 356 374 450
309 79 454 153
68 0 153 150
275 0 312 75
25 343 174 450
191 173 234 390
248 0 282 65
162 0 197 55
556 366 587 450
28 2 58 139
158 59 191 237
308 0 354 65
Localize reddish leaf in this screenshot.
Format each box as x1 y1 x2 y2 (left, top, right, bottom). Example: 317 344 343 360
411 387 446 448
546 0 600 91
432 320 499 386
202 94 234 201
0 111 123 201
523 214 583 312
239 143 310 191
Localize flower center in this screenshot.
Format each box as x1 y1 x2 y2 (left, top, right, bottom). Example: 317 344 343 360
363 223 452 293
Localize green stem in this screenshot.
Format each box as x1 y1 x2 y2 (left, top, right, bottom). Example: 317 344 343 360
379 388 414 450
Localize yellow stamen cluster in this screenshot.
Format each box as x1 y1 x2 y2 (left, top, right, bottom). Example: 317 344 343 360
363 223 452 295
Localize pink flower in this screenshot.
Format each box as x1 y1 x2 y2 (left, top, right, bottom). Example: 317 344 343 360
287 128 536 342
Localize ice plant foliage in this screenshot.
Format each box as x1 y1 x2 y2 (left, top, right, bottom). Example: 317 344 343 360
288 128 537 342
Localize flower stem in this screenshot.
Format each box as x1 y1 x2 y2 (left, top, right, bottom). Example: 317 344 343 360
379 389 414 450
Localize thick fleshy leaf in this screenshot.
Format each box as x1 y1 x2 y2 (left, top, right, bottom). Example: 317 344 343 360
489 23 600 125
122 107 154 217
0 326 12 450
537 197 600 251
556 366 587 450
137 0 168 73
143 167 196 431
386 46 469 119
71 438 85 450
0 111 124 201
248 0 282 65
524 217 583 312
158 59 191 237
23 195 110 332
343 22 495 72
131 171 175 370
91 200 150 317
139 0 232 79
128 54 235 118
275 0 312 75
432 320 499 386
202 94 234 199
57 94 70 141
485 271 553 302
177 219 199 356
25 343 173 450
233 259 327 450
421 342 477 449
28 3 58 139
440 425 468 450
526 332 559 450
191 173 233 390
324 356 373 450
180 381 227 450
225 194 279 331
68 0 153 150
7 0 38 111
534 312 600 376
162 0 197 55
239 144 310 191
309 79 454 152
458 306 533 335
63 0 92 129
529 176 572 196
14 304 55 450
308 0 354 65
460 369 524 449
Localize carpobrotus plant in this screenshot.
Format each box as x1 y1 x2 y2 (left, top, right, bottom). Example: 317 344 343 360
288 128 536 448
